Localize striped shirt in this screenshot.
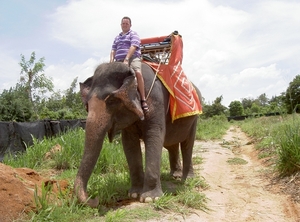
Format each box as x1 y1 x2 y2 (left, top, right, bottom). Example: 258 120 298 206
112 29 141 61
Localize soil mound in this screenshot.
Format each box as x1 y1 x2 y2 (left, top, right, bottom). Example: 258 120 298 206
0 163 68 222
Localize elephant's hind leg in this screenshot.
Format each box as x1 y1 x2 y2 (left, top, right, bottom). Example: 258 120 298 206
180 139 195 181
165 144 182 178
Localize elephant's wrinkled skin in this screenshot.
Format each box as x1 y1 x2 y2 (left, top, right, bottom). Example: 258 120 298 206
75 62 201 207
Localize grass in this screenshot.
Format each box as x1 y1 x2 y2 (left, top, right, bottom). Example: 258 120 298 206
7 113 300 220
3 117 220 221
238 114 300 176
227 157 248 165
196 115 230 140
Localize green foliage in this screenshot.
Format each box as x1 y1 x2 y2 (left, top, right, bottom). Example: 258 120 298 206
3 122 214 221
197 115 230 140
0 84 32 121
276 119 300 175
241 98 253 110
228 100 244 116
0 52 86 121
33 183 53 213
19 52 54 119
3 127 86 169
227 157 248 165
250 103 261 114
239 114 300 176
202 95 227 118
285 75 300 113
153 177 209 213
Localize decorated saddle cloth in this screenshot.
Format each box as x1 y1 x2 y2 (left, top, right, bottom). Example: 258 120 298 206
142 33 202 122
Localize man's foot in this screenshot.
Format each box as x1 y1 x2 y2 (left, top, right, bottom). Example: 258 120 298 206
141 100 149 113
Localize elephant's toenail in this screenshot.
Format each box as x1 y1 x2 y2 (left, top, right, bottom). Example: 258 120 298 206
144 197 153 203
131 193 138 198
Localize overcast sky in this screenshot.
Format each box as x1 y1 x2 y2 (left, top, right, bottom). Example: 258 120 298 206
1 0 299 106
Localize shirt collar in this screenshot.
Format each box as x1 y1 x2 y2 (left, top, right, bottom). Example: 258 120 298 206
119 29 132 36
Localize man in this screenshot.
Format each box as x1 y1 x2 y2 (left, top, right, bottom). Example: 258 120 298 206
110 16 149 113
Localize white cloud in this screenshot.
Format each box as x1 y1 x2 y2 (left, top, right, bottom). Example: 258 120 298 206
1 0 300 107
45 57 100 92
0 53 20 92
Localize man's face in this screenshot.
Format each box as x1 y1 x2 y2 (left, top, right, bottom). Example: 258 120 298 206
121 19 131 33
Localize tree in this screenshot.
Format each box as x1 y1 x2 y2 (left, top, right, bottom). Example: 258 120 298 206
228 100 244 116
257 93 269 107
285 75 300 113
19 52 54 119
241 98 253 110
250 103 261 114
268 93 287 113
202 95 227 118
0 84 32 121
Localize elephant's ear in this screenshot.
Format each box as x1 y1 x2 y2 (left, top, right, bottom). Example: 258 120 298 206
79 82 90 111
106 75 144 120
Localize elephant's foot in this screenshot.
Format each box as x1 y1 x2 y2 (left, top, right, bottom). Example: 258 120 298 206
75 193 99 208
84 198 99 208
143 196 160 203
74 178 99 208
139 188 163 203
182 168 195 181
128 186 143 199
128 192 139 199
170 169 182 178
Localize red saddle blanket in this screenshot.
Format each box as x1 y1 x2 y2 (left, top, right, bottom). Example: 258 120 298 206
142 34 202 121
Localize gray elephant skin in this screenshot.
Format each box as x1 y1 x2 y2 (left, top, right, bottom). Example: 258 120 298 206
75 62 202 207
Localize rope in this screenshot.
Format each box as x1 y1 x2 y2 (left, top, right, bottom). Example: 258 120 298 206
145 48 167 100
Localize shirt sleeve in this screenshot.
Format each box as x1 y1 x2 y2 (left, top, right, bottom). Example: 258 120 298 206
112 37 117 51
130 31 141 48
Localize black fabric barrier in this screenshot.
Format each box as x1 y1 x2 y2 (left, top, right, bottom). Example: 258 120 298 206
0 119 86 162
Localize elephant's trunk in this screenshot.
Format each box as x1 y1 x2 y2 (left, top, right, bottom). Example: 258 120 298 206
74 96 110 208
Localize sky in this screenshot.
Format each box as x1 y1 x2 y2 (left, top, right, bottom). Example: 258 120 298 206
1 0 300 107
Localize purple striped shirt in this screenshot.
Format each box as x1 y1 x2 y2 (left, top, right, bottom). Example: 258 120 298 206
112 29 141 61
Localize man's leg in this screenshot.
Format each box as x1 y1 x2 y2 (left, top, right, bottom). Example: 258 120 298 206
136 71 149 112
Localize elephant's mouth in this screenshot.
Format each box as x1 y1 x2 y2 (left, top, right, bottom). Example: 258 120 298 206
107 123 117 143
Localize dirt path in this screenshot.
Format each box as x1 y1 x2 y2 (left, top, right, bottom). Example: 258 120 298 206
184 126 300 222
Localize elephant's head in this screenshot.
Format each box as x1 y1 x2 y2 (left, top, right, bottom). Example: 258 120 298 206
75 62 145 207
80 62 145 140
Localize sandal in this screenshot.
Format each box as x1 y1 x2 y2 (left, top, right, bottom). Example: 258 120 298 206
141 100 149 113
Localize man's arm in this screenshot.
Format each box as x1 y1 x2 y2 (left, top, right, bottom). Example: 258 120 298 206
110 50 116 62
125 46 137 61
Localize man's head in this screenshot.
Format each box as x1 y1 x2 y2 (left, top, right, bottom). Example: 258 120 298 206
121 16 131 33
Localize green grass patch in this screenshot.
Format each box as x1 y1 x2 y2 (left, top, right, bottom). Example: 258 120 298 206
196 115 230 140
3 123 213 221
238 114 300 176
227 157 248 165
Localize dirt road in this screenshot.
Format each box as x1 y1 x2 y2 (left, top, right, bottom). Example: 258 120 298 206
184 126 300 222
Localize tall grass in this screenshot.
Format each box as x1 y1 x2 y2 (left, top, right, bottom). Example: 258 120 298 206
196 115 230 140
3 127 86 169
239 114 300 176
276 117 300 175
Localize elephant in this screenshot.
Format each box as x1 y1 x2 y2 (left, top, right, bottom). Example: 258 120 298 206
75 62 202 208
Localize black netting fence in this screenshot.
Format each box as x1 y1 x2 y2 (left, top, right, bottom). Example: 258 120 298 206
0 119 86 161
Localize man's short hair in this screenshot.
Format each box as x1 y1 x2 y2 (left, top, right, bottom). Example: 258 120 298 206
122 16 131 25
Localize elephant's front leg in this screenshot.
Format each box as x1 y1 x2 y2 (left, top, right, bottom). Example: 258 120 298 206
140 127 165 202
74 97 110 208
122 128 144 199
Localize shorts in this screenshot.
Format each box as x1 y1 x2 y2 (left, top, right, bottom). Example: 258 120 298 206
130 57 141 72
